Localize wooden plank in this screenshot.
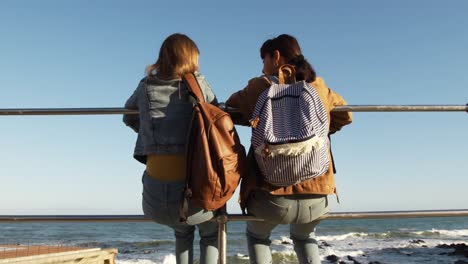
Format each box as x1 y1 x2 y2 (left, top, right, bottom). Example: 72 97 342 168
0 246 117 264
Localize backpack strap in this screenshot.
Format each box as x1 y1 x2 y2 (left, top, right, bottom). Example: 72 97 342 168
182 73 205 103
328 134 337 174
278 64 296 84
262 75 272 85
179 73 204 223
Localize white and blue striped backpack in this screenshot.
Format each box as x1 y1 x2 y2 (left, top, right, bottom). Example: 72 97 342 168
250 65 330 186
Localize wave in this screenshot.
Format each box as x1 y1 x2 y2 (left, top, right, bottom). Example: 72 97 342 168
413 228 468 237
322 248 365 258
316 229 468 241
318 232 369 241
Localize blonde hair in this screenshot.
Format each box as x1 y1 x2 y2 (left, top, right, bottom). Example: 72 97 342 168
146 33 200 79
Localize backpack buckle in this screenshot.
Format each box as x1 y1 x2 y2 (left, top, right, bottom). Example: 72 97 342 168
184 188 192 198
262 144 271 160
250 116 260 129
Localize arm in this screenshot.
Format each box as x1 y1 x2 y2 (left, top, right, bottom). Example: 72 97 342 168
122 81 142 133
327 88 353 134
197 75 219 106
226 77 271 126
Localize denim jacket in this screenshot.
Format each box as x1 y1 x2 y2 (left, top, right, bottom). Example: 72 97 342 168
123 72 218 163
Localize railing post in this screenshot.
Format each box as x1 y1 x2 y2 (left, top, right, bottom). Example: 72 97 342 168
217 214 228 264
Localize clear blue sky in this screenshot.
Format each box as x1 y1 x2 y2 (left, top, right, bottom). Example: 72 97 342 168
0 0 467 215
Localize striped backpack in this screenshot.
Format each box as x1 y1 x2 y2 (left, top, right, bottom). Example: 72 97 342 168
250 65 330 186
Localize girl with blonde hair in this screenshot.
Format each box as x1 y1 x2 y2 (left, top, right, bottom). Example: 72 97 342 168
123 33 219 264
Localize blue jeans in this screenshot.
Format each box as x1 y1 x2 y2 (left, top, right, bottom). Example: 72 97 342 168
142 173 218 264
246 190 329 264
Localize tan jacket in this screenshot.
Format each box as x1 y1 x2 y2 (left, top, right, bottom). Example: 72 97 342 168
226 76 353 211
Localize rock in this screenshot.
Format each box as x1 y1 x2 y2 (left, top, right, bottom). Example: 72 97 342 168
348 243 354 246
339 261 346 264
326 254 339 262
454 260 468 264
454 243 467 250
437 243 467 249
281 240 292 245
347 255 362 264
409 239 425 244
422 245 428 248
437 243 468 257
120 249 134 254
321 241 332 247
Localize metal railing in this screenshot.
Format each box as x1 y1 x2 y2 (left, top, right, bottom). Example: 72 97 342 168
0 104 467 116
1 104 467 263
2 210 468 222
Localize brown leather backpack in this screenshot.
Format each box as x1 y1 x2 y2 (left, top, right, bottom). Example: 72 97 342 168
180 73 246 221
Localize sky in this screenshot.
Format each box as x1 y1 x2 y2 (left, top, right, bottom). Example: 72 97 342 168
0 0 467 215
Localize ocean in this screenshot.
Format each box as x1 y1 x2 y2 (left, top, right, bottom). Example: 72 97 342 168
1 216 467 264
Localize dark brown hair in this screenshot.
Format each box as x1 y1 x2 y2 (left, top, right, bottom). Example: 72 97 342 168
260 34 316 82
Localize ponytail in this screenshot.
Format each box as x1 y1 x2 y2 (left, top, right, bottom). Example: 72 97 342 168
288 54 316 83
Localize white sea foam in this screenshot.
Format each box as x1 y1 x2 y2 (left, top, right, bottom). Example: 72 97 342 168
116 254 175 264
271 248 296 255
414 228 468 237
318 232 368 241
235 253 250 260
271 236 294 246
162 254 176 264
314 228 468 242
116 259 159 264
321 247 365 259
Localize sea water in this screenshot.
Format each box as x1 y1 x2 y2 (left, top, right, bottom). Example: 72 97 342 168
1 216 467 263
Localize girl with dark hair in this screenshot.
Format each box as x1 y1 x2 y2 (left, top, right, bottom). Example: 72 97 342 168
227 34 352 264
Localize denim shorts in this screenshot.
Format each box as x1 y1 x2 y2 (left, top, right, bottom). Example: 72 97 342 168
247 190 329 224
142 172 215 226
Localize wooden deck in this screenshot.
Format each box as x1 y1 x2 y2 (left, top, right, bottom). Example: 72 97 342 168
0 245 117 264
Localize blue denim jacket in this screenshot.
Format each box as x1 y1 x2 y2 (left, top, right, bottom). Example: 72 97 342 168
123 72 217 163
